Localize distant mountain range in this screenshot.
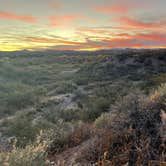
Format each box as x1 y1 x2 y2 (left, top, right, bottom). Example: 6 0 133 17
1 48 165 57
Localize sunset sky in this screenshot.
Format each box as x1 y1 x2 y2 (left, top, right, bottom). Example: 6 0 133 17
0 0 166 51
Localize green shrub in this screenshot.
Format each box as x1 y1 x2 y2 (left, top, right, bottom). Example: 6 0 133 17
5 113 40 147
94 113 112 129
55 82 77 94
81 97 110 122
0 82 45 115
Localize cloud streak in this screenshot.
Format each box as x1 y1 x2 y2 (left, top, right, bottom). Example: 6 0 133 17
92 1 145 14
49 14 86 27
0 11 38 23
93 4 130 14
118 16 166 30
20 31 166 51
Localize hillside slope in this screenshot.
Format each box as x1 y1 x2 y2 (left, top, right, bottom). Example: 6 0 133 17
0 49 165 165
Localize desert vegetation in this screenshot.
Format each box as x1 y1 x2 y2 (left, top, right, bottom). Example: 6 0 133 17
0 49 165 165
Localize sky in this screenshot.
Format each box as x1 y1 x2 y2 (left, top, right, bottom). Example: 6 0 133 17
0 0 166 51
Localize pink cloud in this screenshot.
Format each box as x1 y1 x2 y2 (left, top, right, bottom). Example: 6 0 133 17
0 11 38 23
49 14 89 27
92 1 146 15
118 16 166 30
93 4 130 14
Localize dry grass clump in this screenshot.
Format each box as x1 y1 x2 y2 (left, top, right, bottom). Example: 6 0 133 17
0 132 50 166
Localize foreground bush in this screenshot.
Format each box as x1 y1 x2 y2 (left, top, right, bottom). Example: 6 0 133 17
81 84 166 165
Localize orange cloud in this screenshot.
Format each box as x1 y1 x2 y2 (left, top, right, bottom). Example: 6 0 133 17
94 31 166 49
10 30 166 51
103 37 157 48
24 37 85 45
135 33 166 41
109 42 145 48
0 11 38 23
115 33 166 41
